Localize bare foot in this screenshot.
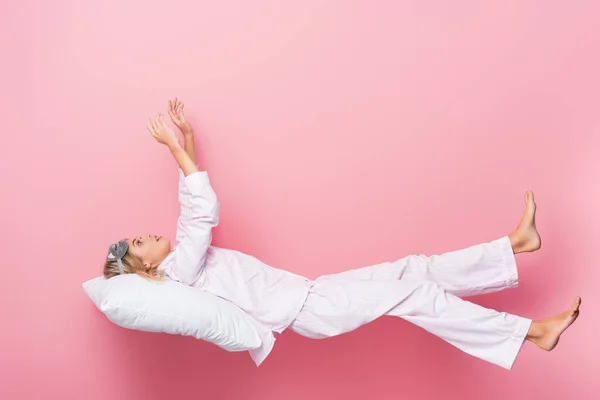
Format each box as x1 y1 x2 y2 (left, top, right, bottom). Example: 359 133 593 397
509 191 541 253
527 297 582 351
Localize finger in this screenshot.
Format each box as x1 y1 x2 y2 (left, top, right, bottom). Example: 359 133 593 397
167 100 173 116
146 119 155 134
152 115 160 131
168 103 176 120
158 113 165 127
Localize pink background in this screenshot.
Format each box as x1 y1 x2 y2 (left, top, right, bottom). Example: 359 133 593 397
2 1 599 399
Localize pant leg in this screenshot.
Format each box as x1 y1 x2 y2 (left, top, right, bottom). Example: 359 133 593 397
325 237 518 297
288 275 531 370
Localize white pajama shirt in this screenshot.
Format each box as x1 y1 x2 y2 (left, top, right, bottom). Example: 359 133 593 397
158 170 532 370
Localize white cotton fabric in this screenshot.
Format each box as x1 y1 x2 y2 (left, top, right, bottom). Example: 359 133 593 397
289 237 532 370
157 170 312 365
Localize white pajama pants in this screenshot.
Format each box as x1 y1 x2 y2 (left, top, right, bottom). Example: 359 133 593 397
288 237 532 370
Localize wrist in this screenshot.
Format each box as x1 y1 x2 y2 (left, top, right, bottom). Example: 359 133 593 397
180 124 193 136
168 141 183 152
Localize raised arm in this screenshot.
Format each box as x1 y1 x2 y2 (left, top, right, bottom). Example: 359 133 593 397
146 114 198 176
146 113 219 284
168 97 197 167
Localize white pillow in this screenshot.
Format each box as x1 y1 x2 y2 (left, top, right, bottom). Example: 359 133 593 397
82 274 262 351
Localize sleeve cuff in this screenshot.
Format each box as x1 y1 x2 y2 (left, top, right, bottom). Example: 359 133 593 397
184 171 210 195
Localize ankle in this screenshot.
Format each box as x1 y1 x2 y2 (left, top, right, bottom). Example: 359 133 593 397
509 232 522 254
526 320 544 341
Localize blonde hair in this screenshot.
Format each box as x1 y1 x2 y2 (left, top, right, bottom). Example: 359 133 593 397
103 251 166 281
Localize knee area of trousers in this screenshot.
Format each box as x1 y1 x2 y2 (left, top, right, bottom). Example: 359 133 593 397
404 254 429 268
413 281 451 314
409 281 448 304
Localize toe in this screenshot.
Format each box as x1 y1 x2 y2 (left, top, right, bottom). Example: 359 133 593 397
570 297 581 315
525 190 534 205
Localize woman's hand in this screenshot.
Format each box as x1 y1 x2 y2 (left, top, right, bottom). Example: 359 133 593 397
168 97 193 136
146 114 180 149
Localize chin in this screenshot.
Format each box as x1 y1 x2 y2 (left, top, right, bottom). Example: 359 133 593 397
160 237 172 250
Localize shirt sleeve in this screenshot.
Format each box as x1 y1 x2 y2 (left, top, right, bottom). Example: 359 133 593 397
170 169 220 285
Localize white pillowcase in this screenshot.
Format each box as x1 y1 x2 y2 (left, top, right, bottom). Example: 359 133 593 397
82 274 262 351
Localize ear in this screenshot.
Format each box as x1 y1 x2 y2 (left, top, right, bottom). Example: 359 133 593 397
143 261 152 269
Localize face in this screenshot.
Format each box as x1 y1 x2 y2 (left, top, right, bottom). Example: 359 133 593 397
127 233 171 268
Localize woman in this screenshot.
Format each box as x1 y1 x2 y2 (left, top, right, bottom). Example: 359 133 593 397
104 98 581 369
